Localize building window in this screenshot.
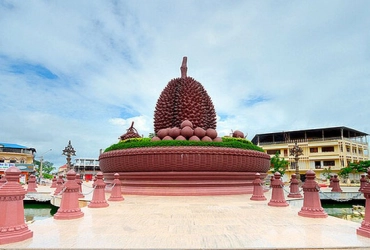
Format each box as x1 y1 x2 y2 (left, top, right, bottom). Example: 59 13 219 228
346 147 350 152
10 159 16 163
315 161 321 169
310 147 318 153
284 149 288 156
323 161 335 167
322 146 334 152
290 162 296 169
267 149 280 155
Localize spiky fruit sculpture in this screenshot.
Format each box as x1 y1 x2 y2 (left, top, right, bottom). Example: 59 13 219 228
154 57 217 133
119 121 141 140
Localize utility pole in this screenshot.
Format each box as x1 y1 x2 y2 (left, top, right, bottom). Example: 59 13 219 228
38 149 52 183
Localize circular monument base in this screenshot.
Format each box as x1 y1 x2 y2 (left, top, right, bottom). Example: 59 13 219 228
103 171 268 196
99 146 270 196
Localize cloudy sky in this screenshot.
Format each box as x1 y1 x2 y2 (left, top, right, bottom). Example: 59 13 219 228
1 1 369 168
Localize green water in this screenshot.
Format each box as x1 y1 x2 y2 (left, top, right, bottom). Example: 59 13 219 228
24 202 58 222
322 202 365 223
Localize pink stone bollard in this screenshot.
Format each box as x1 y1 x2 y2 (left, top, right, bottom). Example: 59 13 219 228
0 166 33 245
108 173 124 201
357 169 370 237
268 172 289 207
88 172 109 208
50 175 57 188
75 174 84 198
298 170 328 218
0 175 6 187
287 174 303 198
331 175 342 192
269 175 274 188
329 176 333 188
26 175 37 193
53 175 65 195
250 173 266 201
359 174 367 192
54 170 84 220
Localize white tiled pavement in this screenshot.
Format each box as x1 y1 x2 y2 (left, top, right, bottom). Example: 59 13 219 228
2 184 370 250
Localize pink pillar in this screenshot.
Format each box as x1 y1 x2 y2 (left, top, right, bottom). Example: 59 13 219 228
268 172 289 207
357 169 370 237
50 175 57 188
75 174 84 198
331 175 342 192
26 175 37 193
53 175 65 195
54 170 84 220
287 174 303 198
88 172 109 208
359 174 367 192
298 170 327 218
108 173 124 201
0 175 6 187
329 176 333 188
0 166 33 245
269 175 274 188
250 173 266 201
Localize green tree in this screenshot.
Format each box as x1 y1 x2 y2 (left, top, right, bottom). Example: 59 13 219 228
322 167 332 180
270 152 289 176
338 160 370 180
34 160 56 180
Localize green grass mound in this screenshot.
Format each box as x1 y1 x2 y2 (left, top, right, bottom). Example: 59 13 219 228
104 137 264 153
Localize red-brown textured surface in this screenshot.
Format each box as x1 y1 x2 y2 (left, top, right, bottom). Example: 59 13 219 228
99 146 270 195
99 146 270 173
54 170 84 220
153 76 217 133
298 170 328 218
102 171 268 195
0 166 33 245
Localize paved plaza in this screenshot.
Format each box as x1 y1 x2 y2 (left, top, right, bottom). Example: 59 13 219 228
2 185 370 249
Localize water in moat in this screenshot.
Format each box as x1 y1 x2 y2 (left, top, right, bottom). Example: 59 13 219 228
24 201 57 222
322 200 366 223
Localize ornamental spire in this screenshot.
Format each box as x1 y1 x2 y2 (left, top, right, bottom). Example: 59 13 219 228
180 56 187 78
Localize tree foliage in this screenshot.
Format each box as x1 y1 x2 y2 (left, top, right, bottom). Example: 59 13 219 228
270 152 289 176
33 160 56 180
338 160 370 179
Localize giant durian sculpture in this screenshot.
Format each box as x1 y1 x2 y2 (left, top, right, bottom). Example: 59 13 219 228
154 57 217 134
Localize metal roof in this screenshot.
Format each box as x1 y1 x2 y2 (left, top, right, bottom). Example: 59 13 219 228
251 126 368 144
0 142 28 149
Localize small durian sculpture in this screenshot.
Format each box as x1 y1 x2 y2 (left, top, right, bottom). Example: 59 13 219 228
119 121 141 140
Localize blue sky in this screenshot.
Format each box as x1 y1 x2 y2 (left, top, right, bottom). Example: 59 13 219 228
1 1 369 168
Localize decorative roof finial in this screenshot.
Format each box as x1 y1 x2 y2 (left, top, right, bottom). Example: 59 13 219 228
180 56 187 78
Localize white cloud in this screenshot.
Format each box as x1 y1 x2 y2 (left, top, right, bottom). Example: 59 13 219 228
1 0 370 167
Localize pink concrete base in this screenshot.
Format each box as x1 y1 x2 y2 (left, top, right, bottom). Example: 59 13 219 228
0 175 6 187
54 170 84 220
89 172 109 208
53 175 65 195
287 174 302 198
250 173 266 201
298 170 327 218
331 175 342 192
357 169 370 238
76 174 84 198
50 175 57 188
0 167 33 245
268 172 289 207
103 172 267 196
359 174 367 192
108 173 124 201
26 175 37 193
